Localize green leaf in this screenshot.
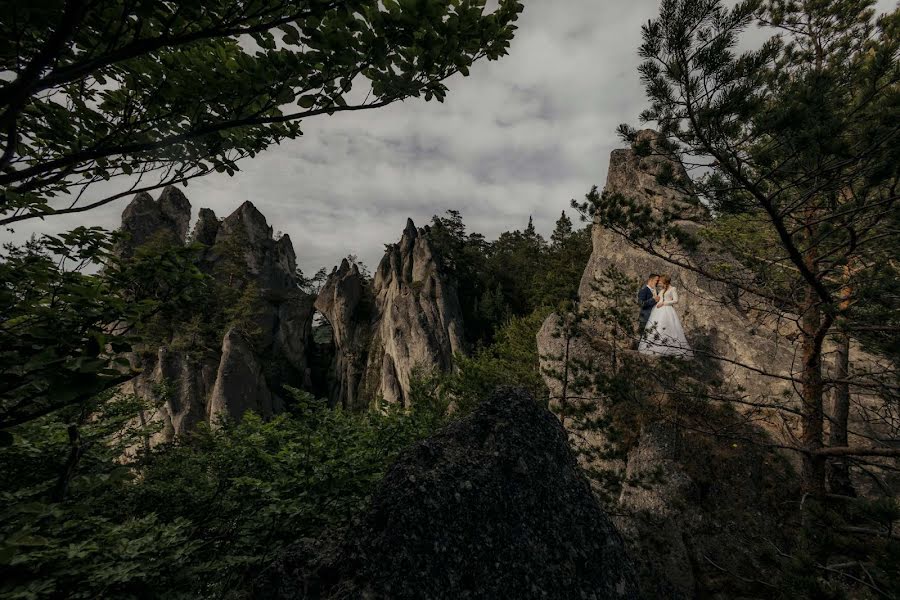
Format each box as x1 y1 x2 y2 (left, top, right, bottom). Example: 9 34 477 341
275 88 295 104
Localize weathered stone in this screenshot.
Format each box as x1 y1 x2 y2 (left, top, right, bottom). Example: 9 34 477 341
118 192 313 443
208 329 277 424
368 219 466 406
604 129 704 217
265 290 316 392
117 185 191 256
615 424 697 599
157 185 192 240
315 219 466 410
313 259 370 410
120 348 219 448
254 388 640 600
190 207 220 246
215 201 297 290
539 131 794 434
536 131 798 595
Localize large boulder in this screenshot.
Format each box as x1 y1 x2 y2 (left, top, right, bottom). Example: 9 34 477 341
255 388 640 600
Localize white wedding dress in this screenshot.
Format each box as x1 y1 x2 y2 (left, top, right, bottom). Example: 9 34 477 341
638 287 693 358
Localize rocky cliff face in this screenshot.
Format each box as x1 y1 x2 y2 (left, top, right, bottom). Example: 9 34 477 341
538 130 795 423
536 131 800 597
315 219 465 410
313 259 371 410
119 187 314 445
254 388 639 600
368 219 465 406
120 192 463 431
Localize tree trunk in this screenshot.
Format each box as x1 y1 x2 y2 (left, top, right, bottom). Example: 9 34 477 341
827 332 854 495
799 285 826 495
53 424 83 502
827 265 855 496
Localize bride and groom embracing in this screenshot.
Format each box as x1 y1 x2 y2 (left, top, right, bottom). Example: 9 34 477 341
636 273 693 359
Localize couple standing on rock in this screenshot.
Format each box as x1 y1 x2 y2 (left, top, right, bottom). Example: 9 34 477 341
637 273 693 359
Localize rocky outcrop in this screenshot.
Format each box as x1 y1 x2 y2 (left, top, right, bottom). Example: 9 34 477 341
119 348 219 448
615 424 697 599
313 259 371 410
208 329 278 423
558 130 791 400
117 186 191 256
536 131 801 596
369 219 465 406
315 219 465 410
254 388 639 599
214 201 298 290
538 130 795 431
190 207 220 245
118 188 314 444
120 193 462 426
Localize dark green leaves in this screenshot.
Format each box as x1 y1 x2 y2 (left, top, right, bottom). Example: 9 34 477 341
0 0 524 226
0 388 444 599
0 229 208 429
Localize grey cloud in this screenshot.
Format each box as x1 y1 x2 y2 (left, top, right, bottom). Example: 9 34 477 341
10 0 894 273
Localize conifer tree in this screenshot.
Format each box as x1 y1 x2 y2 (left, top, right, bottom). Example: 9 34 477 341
593 0 900 495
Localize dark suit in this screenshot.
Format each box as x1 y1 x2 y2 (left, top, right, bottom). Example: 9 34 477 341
638 285 658 333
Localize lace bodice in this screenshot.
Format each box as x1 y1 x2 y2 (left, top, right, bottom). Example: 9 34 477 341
659 287 679 306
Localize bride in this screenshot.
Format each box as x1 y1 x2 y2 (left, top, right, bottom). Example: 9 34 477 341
638 274 693 359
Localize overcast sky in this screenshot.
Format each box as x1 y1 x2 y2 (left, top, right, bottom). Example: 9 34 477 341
9 0 897 275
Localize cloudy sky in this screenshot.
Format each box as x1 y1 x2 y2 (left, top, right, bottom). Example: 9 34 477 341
11 0 897 274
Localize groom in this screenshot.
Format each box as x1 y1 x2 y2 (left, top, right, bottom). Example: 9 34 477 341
637 273 659 336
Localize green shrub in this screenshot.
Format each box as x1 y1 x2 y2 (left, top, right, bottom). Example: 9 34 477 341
0 388 443 599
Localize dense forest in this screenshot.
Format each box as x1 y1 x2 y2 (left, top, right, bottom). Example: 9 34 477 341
0 207 591 598
2 0 899 599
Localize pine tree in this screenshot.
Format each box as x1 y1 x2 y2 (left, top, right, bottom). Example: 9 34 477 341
550 211 574 248
594 0 900 495
525 215 536 237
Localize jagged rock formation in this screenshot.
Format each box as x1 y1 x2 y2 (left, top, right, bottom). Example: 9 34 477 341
208 328 279 422
120 192 462 431
253 388 640 600
190 207 220 245
121 348 219 443
315 219 465 409
538 129 795 426
369 219 465 405
536 130 800 597
117 186 192 257
214 201 299 290
119 188 314 445
313 258 370 410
